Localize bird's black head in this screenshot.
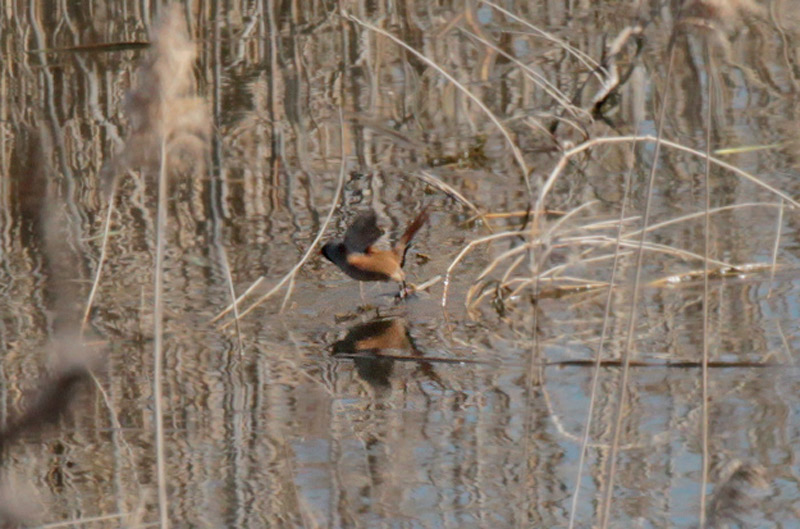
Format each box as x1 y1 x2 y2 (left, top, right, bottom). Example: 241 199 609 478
321 242 346 265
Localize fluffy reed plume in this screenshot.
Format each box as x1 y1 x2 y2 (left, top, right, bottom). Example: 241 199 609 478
102 4 210 194
705 460 771 528
87 5 210 328
0 149 97 524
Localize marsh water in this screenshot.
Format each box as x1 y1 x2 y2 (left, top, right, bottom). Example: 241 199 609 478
2 1 800 527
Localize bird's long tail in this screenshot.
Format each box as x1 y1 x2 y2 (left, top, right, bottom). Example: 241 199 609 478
396 207 430 267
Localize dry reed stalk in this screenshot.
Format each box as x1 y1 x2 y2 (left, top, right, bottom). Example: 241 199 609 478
645 263 776 287
567 140 636 529
153 135 169 529
699 46 715 527
84 0 211 335
120 6 211 529
598 34 679 529
81 188 117 332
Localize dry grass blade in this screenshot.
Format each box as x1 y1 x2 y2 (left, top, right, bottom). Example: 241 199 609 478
343 12 531 195
647 263 776 287
714 143 783 155
776 321 795 366
211 276 265 324
465 201 597 306
216 109 349 327
576 237 734 268
473 233 736 312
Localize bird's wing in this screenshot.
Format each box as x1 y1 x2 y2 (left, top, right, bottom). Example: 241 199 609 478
344 212 384 253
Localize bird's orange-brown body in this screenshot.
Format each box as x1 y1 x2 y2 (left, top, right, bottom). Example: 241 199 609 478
321 209 429 290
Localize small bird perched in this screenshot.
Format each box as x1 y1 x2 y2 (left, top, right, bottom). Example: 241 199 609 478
321 208 429 297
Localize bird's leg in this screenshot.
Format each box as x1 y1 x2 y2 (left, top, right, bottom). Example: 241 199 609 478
398 280 410 300
359 282 366 306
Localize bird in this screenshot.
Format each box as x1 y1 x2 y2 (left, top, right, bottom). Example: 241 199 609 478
321 208 429 297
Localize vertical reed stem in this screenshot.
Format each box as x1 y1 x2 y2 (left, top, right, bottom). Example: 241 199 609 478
153 136 169 529
699 46 714 529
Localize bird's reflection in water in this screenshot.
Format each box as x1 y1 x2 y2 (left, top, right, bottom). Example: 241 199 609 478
332 317 435 390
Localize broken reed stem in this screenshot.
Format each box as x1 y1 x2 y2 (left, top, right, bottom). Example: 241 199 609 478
153 136 169 529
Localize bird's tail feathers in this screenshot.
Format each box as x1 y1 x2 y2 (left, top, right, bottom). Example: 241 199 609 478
396 207 430 266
